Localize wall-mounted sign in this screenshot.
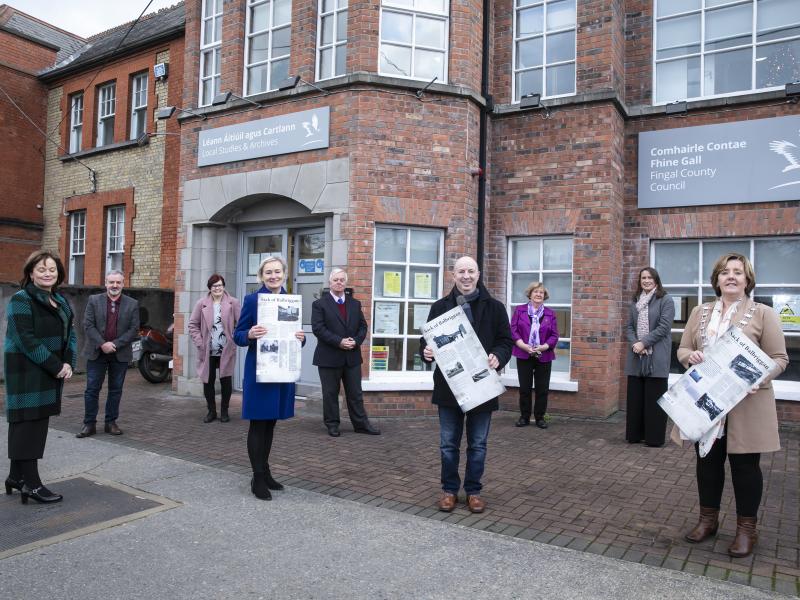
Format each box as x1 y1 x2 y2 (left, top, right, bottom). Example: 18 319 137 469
298 258 324 274
197 106 330 167
638 115 800 209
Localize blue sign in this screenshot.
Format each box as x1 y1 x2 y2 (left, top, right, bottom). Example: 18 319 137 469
299 259 322 274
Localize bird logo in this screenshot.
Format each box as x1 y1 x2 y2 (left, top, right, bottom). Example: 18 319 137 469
768 132 800 189
302 114 319 138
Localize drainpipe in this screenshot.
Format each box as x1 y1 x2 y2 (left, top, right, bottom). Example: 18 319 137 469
476 0 491 271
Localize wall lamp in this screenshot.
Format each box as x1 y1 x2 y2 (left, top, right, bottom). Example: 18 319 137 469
519 93 551 117
155 106 206 120
276 74 330 95
785 82 800 103
211 90 262 107
665 100 688 115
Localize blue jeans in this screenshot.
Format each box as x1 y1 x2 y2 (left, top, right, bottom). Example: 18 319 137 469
438 405 492 496
84 354 128 424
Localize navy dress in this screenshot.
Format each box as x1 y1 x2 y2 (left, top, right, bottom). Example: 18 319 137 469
233 286 297 420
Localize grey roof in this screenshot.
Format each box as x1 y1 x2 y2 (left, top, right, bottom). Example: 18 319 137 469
3 10 85 62
40 2 184 80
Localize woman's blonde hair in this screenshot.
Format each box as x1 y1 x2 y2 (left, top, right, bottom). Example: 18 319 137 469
524 281 549 301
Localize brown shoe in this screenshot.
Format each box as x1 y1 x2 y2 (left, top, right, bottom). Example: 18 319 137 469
728 516 758 558
467 495 486 513
437 492 457 512
76 424 96 438
104 421 123 436
684 506 719 543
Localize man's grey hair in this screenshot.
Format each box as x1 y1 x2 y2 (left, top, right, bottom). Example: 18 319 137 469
105 269 125 279
329 268 348 283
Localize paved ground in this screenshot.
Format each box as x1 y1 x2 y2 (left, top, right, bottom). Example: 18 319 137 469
2 371 798 596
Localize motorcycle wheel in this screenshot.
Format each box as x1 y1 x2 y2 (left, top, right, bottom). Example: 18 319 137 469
138 353 171 383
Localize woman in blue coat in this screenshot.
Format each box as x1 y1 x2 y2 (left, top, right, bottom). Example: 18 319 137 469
234 255 305 500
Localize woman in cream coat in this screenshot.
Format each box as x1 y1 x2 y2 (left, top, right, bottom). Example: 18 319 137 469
676 253 787 558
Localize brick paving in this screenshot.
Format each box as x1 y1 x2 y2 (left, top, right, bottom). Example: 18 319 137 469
4 371 798 596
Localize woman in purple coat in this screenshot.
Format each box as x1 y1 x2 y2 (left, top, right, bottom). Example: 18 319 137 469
234 256 305 500
510 282 560 429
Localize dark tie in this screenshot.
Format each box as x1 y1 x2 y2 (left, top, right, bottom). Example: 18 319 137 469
337 298 344 305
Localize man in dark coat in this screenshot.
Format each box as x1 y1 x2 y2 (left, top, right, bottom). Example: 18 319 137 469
420 256 513 514
311 268 379 437
77 270 139 438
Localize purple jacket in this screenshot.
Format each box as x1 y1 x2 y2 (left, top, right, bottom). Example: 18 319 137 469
510 304 559 362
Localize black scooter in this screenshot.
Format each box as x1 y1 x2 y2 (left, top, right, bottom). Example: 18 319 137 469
137 308 173 383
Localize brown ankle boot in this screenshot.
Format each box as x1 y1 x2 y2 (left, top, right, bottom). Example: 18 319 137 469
684 506 719 543
728 516 758 558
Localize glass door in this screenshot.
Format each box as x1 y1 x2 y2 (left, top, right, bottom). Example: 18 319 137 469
293 228 326 387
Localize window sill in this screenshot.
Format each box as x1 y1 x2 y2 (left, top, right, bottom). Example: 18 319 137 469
59 138 142 161
501 372 579 392
363 372 579 392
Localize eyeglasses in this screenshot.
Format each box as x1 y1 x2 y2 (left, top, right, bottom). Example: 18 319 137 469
210 284 224 289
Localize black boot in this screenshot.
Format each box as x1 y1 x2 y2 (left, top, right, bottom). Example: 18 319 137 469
203 397 217 423
265 467 284 491
219 398 230 423
251 473 272 500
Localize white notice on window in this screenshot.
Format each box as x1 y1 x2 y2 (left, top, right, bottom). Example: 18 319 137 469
256 294 303 383
374 302 400 335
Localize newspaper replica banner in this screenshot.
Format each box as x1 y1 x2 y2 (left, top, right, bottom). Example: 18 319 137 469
421 306 506 412
657 327 778 456
255 294 303 383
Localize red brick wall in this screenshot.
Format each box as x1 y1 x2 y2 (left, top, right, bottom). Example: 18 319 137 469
623 0 653 107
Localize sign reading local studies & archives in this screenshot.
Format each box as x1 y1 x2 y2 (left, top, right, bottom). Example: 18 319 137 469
638 115 800 208
197 107 329 167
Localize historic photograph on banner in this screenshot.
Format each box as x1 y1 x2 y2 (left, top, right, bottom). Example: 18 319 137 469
256 294 303 382
658 327 778 450
421 306 506 412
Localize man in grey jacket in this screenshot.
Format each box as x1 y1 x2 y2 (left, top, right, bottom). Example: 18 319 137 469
77 270 139 438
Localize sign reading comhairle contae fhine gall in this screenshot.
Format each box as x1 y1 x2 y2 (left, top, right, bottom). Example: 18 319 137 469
638 115 800 208
197 107 330 167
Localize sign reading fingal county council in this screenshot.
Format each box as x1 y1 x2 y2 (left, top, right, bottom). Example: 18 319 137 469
197 107 330 167
637 114 800 209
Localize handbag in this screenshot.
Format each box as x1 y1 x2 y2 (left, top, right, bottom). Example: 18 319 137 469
638 352 653 378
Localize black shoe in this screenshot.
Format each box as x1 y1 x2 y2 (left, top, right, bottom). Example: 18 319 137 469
251 474 272 500
515 417 530 427
104 421 123 435
327 426 341 437
203 411 217 423
219 411 230 423
21 484 62 504
5 476 23 495
76 424 96 438
265 472 284 491
354 424 381 435
535 419 548 429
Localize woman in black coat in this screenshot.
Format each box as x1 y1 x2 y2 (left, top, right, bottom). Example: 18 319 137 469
4 251 76 504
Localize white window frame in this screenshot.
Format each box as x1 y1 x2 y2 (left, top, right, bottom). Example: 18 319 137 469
105 205 125 273
369 225 444 380
378 0 449 83
96 82 116 147
243 0 292 96
653 0 800 105
199 0 223 107
69 93 83 153
511 0 577 102
130 72 148 140
316 0 348 81
68 210 86 285
652 236 800 400
505 236 574 384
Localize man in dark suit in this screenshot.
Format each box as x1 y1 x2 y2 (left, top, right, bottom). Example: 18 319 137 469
77 270 140 438
312 268 380 437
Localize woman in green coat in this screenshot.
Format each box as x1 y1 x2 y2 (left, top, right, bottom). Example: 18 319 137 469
4 250 76 504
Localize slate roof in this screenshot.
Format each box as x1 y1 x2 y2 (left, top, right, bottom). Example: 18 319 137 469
0 5 85 62
39 2 184 80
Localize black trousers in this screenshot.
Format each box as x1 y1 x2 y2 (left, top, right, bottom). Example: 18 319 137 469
247 419 276 474
695 435 762 517
516 357 552 421
203 355 232 409
625 376 668 446
319 365 369 429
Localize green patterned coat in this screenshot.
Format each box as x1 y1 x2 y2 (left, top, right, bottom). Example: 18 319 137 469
3 283 77 423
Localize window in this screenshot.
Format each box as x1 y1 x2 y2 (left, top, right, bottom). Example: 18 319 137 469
68 211 86 285
244 0 292 95
96 82 116 147
69 93 83 153
652 237 800 383
654 0 800 104
200 0 223 106
317 0 348 80
371 226 444 375
105 206 125 273
512 0 577 101
130 73 148 140
507 237 573 374
379 0 448 82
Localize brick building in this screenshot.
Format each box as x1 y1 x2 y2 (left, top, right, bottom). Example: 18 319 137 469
169 0 800 417
0 5 84 282
38 3 185 291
